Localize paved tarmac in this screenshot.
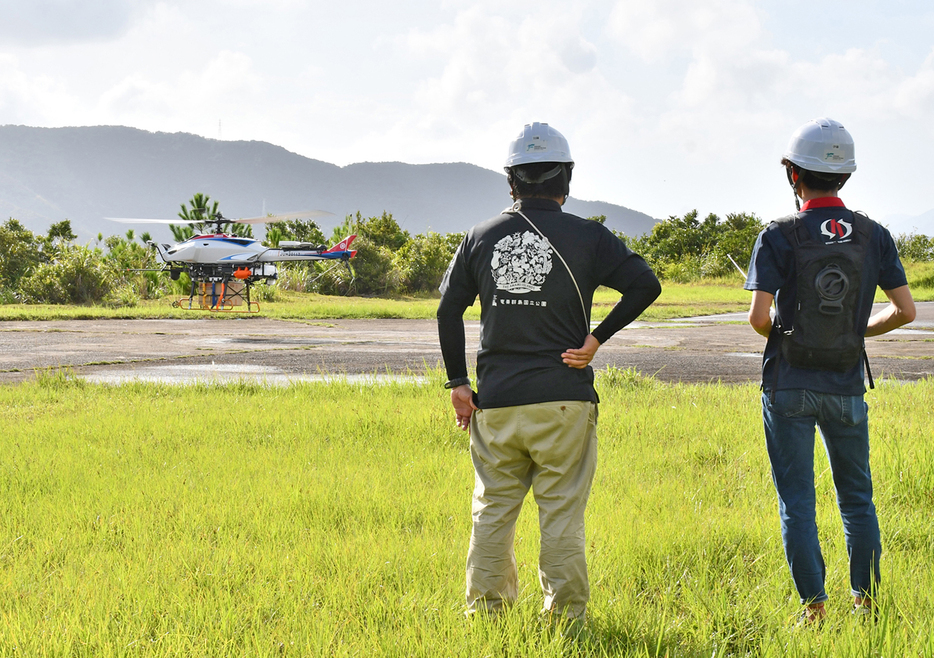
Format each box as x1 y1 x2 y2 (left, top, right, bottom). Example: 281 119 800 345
0 303 931 385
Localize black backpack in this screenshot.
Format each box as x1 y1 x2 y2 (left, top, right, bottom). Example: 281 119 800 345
774 210 874 374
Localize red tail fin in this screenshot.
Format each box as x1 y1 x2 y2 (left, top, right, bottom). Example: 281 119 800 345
324 234 356 253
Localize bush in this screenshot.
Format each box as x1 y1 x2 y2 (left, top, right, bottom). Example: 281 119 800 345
256 283 281 302
662 256 703 283
0 286 21 304
0 219 43 288
104 284 141 308
394 231 462 294
275 263 315 293
312 262 356 296
19 245 115 304
895 232 934 262
628 210 764 281
104 232 169 300
264 218 328 248
343 238 401 295
315 211 411 296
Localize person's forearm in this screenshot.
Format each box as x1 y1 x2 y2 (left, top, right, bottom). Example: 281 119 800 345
750 320 772 338
437 302 469 380
865 286 916 337
591 271 661 344
748 290 774 338
865 305 907 337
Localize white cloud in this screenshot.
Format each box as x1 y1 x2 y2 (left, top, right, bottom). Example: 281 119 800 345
3 0 934 220
890 48 934 123
96 51 263 134
608 0 763 62
0 54 77 124
0 0 147 44
389 4 633 172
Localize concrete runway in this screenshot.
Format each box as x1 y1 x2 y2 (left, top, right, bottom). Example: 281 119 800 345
0 303 931 385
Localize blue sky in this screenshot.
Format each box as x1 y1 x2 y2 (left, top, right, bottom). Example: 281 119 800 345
2 0 933 232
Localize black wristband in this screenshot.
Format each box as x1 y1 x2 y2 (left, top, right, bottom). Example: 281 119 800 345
444 377 471 389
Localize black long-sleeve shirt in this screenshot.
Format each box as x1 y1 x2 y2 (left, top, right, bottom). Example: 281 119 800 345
437 198 660 409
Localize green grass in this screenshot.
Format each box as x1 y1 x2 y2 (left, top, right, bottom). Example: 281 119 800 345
0 291 466 322
1 371 932 656
0 284 747 323
622 279 751 320
0 261 930 323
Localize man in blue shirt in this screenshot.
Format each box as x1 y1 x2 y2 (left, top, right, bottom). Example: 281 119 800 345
745 118 915 624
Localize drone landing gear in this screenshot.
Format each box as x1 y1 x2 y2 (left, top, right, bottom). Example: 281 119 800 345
172 280 261 313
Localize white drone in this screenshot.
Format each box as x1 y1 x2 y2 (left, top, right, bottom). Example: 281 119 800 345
107 210 356 312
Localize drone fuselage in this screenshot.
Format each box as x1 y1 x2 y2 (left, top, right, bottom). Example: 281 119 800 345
150 233 356 283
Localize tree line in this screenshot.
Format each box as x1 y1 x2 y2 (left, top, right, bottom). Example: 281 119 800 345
0 194 931 306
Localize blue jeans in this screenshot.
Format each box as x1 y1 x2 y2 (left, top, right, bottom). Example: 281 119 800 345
762 389 881 604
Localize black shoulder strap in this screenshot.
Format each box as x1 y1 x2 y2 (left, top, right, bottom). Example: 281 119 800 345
772 213 806 247
765 213 799 402
771 212 799 227
853 210 876 390
851 210 875 244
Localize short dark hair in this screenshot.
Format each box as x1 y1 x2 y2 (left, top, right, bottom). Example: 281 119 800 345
781 158 849 192
507 162 572 199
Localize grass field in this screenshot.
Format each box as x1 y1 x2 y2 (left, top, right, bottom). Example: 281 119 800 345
0 284 744 322
0 261 931 322
1 371 932 656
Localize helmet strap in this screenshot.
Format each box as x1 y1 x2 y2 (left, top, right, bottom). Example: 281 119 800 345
786 164 802 211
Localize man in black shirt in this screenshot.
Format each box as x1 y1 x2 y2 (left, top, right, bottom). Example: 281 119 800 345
437 122 661 621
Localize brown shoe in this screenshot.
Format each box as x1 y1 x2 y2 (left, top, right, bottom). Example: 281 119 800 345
796 602 827 627
853 596 875 621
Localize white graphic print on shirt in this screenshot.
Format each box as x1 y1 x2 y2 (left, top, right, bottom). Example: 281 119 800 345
491 231 553 293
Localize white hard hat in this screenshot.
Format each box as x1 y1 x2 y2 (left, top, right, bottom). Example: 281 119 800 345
783 117 856 174
504 122 574 170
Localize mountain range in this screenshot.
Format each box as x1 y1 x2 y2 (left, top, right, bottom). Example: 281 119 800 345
880 209 934 236
0 125 658 243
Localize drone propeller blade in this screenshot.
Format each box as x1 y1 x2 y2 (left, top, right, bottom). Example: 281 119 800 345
107 209 334 226
235 210 335 224
105 217 204 225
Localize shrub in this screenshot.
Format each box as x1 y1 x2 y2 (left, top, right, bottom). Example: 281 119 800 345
0 219 42 288
628 210 764 281
895 232 934 262
342 238 401 295
275 263 315 293
315 211 410 296
104 232 168 300
104 283 141 308
19 245 115 304
394 231 462 294
264 218 328 248
0 286 21 304
662 255 703 283
252 282 280 302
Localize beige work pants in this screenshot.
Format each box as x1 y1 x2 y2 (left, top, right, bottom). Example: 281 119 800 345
465 400 598 619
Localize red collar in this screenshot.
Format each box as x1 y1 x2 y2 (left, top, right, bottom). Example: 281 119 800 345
801 197 845 211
